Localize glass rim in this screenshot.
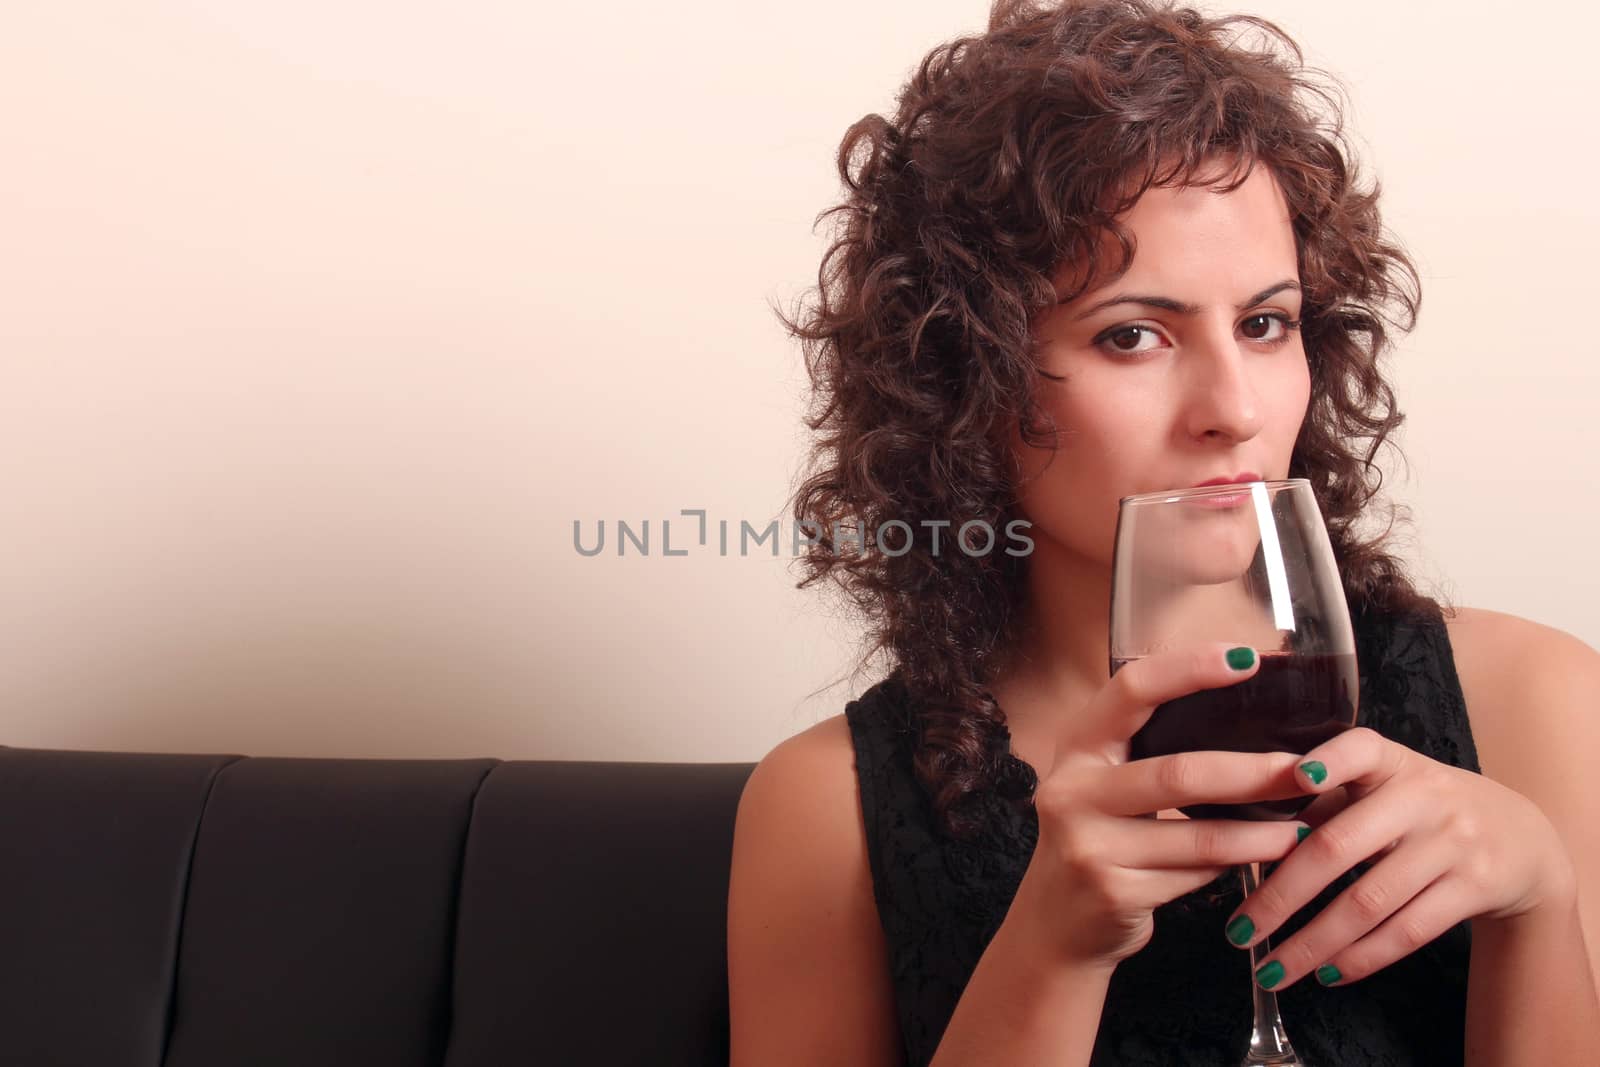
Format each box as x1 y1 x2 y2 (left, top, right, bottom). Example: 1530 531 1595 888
1118 476 1310 507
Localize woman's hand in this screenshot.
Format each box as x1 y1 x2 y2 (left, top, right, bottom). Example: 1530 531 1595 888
1224 725 1580 991
1012 643 1315 970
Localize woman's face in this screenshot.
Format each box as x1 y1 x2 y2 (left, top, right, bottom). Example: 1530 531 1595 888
1011 162 1312 574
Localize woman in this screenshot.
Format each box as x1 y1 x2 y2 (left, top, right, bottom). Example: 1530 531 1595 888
727 1 1600 1063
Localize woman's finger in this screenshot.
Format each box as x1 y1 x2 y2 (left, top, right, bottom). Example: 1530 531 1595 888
1292 726 1411 802
1296 784 1354 827
1091 749 1308 817
1294 876 1475 989
1114 816 1308 870
1225 775 1431 944
1128 865 1236 906
1232 835 1456 989
1063 643 1260 760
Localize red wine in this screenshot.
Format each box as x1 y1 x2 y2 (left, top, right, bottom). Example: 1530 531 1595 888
1112 652 1358 821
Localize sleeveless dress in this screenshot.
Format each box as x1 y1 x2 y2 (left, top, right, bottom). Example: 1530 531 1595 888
845 605 1481 1066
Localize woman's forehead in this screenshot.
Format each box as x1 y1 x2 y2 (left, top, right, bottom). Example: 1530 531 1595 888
1051 167 1297 302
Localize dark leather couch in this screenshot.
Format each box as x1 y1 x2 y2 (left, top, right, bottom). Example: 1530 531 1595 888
0 744 756 1067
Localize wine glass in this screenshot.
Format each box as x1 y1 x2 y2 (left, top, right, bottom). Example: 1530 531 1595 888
1108 478 1358 1067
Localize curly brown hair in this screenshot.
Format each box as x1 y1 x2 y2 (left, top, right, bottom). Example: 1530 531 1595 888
778 0 1439 840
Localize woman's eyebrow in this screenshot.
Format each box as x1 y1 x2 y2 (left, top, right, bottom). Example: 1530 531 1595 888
1065 280 1301 318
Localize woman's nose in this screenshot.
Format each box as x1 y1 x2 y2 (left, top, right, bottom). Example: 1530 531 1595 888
1181 336 1266 443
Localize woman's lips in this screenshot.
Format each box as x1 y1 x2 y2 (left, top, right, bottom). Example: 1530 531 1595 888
1190 471 1263 489
1183 473 1263 509
1185 488 1252 509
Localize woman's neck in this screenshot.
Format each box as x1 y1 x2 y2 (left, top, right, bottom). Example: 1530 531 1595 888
990 540 1113 745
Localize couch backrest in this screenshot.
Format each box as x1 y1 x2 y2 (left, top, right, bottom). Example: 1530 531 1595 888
0 745 755 1067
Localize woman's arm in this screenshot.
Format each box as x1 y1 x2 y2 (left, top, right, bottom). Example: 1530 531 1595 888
1448 608 1600 1062
1466 900 1596 1063
727 716 903 1067
727 714 1120 1067
926 874 1115 1066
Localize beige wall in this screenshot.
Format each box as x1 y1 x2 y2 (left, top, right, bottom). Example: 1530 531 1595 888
2 1 1594 762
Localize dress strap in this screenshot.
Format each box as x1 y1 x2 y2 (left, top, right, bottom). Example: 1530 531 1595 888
1355 606 1481 773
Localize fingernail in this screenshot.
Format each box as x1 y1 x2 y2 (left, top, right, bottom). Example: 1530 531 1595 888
1255 960 1285 989
1226 646 1256 671
1296 825 1311 843
1299 760 1327 785
1225 914 1255 946
1316 964 1342 986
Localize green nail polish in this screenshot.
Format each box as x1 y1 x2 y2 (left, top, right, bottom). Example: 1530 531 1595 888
1255 960 1285 989
1316 964 1342 986
1299 760 1327 785
1226 646 1256 671
1296 825 1311 843
1225 914 1255 946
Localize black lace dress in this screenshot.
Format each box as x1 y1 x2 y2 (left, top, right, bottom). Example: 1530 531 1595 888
845 606 1480 1066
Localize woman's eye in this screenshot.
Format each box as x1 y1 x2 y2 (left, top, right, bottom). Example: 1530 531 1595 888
1096 325 1164 355
1094 314 1301 358
1242 313 1291 342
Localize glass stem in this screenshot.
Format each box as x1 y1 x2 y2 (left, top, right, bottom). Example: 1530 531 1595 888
1238 862 1305 1066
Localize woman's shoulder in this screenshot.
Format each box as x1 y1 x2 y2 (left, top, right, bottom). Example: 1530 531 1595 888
1444 603 1580 646
736 713 860 848
1442 605 1600 731
727 711 902 1064
737 676 912 853
1362 602 1597 729
747 712 859 793
1439 603 1600 816
733 702 888 907
1440 606 1600 973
